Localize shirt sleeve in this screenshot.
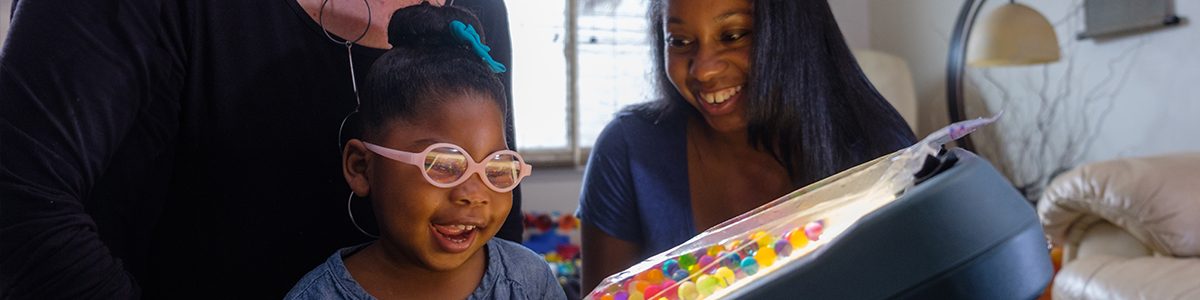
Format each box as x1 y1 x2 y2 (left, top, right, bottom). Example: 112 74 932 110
0 0 181 297
538 267 568 300
576 116 643 243
491 240 568 300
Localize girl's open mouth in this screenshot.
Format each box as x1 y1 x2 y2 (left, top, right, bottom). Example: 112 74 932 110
431 223 480 253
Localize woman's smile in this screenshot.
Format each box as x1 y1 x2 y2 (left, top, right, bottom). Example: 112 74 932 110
694 84 744 117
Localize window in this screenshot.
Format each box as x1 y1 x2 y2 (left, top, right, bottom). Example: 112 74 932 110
508 0 655 166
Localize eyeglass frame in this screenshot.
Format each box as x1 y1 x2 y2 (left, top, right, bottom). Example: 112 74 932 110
361 141 532 193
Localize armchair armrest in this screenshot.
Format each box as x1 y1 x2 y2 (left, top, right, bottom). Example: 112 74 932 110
1038 153 1200 257
1053 255 1200 300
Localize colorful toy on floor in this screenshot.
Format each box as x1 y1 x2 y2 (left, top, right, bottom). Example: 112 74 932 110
522 211 583 298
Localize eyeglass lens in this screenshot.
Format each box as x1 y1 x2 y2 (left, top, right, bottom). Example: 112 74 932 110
422 146 521 189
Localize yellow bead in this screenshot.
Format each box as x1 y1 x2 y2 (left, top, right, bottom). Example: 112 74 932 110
628 291 644 300
755 246 777 268
706 245 724 257
715 267 736 287
788 228 809 249
677 281 699 300
750 230 773 248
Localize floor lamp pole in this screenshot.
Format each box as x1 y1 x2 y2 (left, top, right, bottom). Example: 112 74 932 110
946 0 986 152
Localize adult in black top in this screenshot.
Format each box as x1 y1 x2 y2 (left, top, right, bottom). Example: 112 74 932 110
0 0 521 298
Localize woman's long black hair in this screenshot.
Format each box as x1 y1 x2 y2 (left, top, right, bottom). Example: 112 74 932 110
641 0 916 187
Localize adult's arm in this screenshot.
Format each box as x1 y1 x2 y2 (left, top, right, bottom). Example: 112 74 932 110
0 0 181 297
576 118 645 293
580 222 642 295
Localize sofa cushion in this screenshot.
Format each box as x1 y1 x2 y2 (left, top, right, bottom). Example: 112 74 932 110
1039 153 1200 257
1053 255 1200 300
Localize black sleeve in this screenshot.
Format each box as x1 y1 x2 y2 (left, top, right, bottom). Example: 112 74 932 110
0 0 182 298
461 0 523 243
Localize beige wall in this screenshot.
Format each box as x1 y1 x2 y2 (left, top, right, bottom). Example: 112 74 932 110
869 0 1200 160
868 0 959 136
830 0 872 49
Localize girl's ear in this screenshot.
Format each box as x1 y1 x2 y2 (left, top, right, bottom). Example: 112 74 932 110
343 139 371 197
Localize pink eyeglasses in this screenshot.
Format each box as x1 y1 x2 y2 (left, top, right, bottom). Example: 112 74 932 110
363 142 532 193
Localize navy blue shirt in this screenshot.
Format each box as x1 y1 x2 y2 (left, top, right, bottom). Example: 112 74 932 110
286 239 567 300
576 106 698 258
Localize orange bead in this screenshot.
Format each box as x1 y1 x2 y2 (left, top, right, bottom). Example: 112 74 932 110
645 269 665 285
629 280 651 293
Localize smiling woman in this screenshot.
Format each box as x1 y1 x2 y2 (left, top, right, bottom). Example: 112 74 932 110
576 0 917 293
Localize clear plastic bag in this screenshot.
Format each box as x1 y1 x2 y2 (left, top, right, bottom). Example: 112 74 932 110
584 114 1000 300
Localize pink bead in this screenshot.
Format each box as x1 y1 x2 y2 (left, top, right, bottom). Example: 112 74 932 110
804 220 825 241
643 286 663 299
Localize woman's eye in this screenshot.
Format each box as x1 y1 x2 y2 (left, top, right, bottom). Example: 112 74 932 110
722 30 750 42
666 36 693 48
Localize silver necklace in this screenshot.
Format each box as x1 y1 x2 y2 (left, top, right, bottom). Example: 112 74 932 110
319 0 371 107
318 0 371 153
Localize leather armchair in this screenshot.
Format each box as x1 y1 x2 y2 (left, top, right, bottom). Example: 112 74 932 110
1038 153 1200 299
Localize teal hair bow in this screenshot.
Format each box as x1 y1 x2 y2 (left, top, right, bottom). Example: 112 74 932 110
450 20 507 73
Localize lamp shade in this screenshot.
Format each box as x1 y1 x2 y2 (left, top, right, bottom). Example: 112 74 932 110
967 3 1061 67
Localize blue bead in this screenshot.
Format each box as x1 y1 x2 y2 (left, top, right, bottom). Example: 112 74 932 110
662 259 680 275
671 268 690 281
721 252 741 269
740 257 759 276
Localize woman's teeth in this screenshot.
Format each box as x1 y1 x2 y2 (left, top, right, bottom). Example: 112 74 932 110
702 85 742 104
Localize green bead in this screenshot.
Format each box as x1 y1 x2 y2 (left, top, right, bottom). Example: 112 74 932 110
678 253 697 269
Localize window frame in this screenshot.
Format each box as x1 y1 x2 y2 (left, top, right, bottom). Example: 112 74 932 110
511 0 651 168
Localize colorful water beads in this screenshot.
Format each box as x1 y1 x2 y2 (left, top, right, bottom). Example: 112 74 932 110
593 219 826 300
